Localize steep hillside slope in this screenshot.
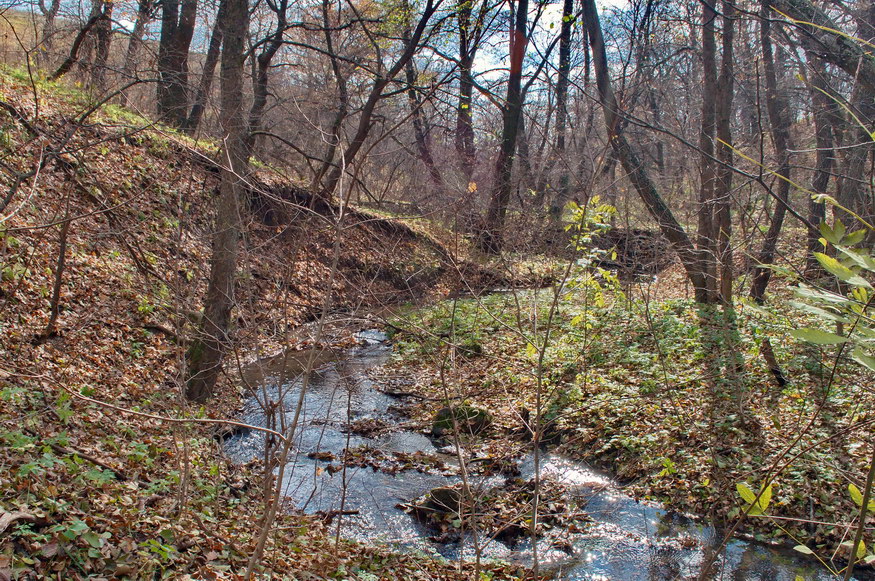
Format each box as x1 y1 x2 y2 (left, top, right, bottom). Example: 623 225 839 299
0 70 519 580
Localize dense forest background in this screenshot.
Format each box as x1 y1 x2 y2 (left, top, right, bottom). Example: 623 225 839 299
1 0 875 578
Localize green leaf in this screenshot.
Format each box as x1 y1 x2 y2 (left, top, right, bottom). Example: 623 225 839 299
844 229 867 246
814 252 857 282
850 483 864 507
853 348 875 373
759 484 773 511
820 222 839 245
790 328 848 345
835 219 847 241
788 301 850 324
795 284 852 305
737 483 757 505
859 540 868 559
81 531 104 548
836 246 875 271
794 544 814 555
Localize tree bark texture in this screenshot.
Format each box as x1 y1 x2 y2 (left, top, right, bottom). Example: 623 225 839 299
479 0 529 252
186 0 249 403
158 0 199 127
750 0 792 303
184 0 225 132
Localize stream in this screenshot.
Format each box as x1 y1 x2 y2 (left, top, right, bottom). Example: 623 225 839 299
224 330 867 580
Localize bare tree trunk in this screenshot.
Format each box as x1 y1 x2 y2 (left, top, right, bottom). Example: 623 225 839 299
157 0 199 127
581 0 706 295
697 0 718 304
806 50 833 269
186 0 249 403
184 0 224 132
311 0 349 192
37 0 61 66
547 0 574 219
771 0 875 93
455 1 477 182
479 0 529 252
49 6 110 81
245 0 289 156
90 0 115 91
750 0 792 303
119 0 155 107
404 41 444 188
835 2 875 239
39 216 71 341
714 0 735 302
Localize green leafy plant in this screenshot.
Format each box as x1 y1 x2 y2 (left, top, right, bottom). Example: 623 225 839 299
790 219 874 371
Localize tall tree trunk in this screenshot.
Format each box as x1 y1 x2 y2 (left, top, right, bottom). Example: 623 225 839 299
750 0 792 303
547 0 574 219
119 0 155 107
245 0 289 156
158 0 199 127
770 0 875 93
90 0 115 91
479 0 529 252
184 0 225 132
37 0 61 66
806 50 833 269
76 0 104 80
455 1 477 182
581 0 706 295
186 0 249 403
714 0 735 302
49 5 111 81
311 0 350 192
697 0 719 304
835 2 875 239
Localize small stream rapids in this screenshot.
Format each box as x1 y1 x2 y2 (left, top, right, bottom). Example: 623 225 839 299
224 330 864 580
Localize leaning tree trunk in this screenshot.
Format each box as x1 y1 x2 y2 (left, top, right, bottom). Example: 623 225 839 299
244 0 288 156
184 0 224 132
581 0 705 295
119 0 155 107
479 0 529 252
185 0 249 403
318 0 438 202
310 0 349 192
404 38 444 188
750 0 792 303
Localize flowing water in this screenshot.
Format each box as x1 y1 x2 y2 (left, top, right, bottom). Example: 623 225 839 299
224 331 868 581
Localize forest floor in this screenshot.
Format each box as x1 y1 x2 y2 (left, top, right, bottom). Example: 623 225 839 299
0 69 533 580
2 66 873 581
385 258 875 573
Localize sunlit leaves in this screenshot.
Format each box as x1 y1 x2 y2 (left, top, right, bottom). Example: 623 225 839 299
737 482 773 516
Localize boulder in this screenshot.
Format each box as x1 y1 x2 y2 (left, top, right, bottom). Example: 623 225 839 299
432 405 492 437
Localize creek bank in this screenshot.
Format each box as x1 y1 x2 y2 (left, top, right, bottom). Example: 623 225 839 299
226 329 867 580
